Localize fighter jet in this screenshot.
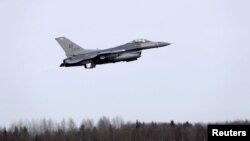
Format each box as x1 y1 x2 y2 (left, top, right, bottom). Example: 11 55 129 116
55 37 170 69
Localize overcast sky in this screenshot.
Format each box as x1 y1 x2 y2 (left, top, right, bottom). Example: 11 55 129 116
0 0 250 127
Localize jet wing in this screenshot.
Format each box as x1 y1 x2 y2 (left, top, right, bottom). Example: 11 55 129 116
66 52 98 64
66 49 135 64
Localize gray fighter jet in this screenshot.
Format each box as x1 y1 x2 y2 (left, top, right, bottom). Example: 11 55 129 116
55 37 170 69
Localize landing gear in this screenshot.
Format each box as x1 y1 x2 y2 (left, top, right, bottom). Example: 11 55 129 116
84 63 96 69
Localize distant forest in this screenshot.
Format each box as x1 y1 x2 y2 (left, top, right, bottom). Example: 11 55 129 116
0 117 249 141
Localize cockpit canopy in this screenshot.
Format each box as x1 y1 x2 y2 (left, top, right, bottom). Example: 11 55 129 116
130 39 151 43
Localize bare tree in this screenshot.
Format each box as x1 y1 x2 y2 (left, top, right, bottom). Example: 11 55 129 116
112 116 124 129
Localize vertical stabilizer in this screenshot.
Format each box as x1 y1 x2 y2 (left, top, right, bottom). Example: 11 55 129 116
55 37 85 57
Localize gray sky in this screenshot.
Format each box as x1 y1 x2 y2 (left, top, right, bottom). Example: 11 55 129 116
0 0 250 126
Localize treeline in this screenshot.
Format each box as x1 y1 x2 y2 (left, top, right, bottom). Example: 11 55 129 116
0 117 249 141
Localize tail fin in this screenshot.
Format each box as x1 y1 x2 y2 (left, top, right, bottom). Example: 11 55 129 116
55 37 85 57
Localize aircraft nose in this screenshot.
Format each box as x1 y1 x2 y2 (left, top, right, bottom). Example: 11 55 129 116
158 42 171 47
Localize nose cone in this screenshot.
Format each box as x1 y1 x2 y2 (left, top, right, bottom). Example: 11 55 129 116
158 42 171 47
